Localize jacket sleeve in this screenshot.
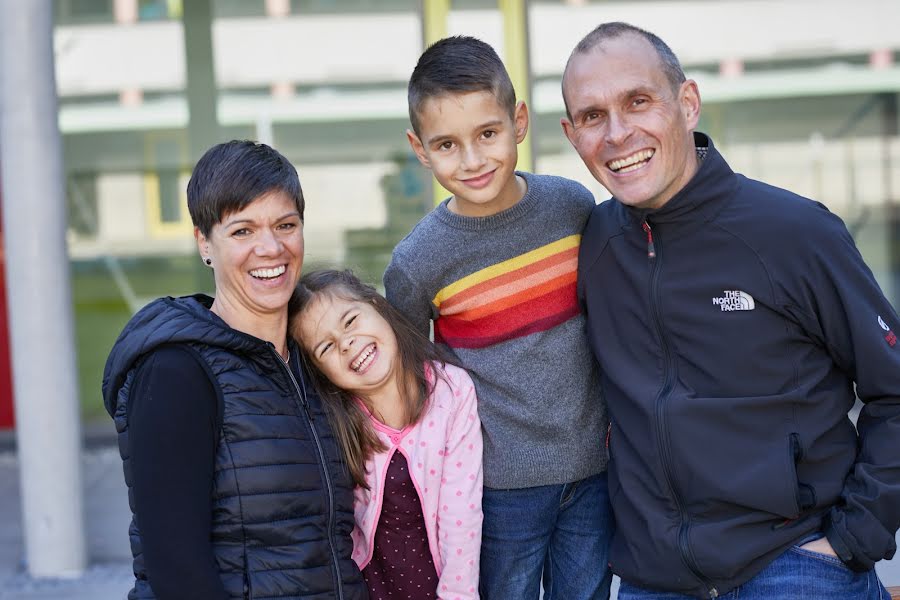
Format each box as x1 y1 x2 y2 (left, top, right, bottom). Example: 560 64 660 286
383 252 433 339
782 208 900 570
436 368 483 600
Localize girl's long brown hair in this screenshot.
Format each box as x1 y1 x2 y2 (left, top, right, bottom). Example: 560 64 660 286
289 269 454 488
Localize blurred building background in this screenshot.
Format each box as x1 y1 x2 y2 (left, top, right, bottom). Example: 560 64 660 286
0 0 898 595
39 0 900 421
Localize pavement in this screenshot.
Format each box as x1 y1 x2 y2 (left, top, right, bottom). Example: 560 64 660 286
0 424 897 600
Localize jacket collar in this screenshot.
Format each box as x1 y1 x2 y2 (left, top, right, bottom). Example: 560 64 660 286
624 132 738 227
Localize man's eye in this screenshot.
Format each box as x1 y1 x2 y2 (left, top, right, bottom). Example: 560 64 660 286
632 98 647 107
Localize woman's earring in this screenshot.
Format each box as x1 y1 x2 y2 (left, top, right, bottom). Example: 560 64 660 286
204 257 212 266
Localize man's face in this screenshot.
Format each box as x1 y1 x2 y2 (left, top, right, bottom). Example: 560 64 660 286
561 34 701 211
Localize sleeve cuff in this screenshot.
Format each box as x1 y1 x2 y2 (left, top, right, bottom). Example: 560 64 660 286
824 512 874 572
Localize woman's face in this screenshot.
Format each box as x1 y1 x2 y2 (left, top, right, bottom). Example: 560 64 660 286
196 190 303 321
296 293 400 403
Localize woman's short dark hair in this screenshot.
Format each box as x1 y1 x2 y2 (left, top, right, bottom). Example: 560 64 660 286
407 35 516 136
187 140 304 236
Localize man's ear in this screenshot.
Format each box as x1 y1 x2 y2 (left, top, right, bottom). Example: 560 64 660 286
406 129 431 168
561 115 577 148
513 101 530 143
680 79 701 130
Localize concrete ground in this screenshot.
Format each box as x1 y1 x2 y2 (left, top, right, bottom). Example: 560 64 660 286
0 425 897 600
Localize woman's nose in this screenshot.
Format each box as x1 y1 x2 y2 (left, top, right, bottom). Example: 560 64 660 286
255 229 282 255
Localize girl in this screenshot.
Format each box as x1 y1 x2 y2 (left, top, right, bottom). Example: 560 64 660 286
290 270 483 600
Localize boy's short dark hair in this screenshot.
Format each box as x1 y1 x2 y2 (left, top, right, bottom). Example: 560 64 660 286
407 35 516 135
187 140 304 236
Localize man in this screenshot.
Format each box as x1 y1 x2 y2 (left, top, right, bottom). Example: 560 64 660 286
561 21 900 600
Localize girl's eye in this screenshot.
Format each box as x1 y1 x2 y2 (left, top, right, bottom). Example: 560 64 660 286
318 342 332 357
345 315 357 328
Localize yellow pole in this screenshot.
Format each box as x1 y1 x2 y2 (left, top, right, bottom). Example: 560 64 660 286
498 0 533 172
422 0 450 46
421 0 453 206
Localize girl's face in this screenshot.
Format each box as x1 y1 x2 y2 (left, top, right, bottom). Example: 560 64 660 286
296 292 401 403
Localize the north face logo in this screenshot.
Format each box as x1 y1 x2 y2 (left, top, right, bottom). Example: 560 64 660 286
712 290 755 311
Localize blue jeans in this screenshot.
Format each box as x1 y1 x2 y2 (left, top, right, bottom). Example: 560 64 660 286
618 536 889 600
479 472 613 600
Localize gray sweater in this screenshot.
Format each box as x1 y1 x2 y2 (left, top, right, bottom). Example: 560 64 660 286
383 171 608 488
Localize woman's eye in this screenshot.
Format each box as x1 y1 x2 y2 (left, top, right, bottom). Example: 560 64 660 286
277 222 297 231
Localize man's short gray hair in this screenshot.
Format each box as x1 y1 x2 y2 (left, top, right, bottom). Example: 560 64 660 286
562 22 686 120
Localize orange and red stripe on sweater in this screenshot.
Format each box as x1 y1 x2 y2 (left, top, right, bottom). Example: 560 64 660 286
432 235 582 349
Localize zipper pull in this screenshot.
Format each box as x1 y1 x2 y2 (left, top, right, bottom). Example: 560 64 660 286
642 221 656 259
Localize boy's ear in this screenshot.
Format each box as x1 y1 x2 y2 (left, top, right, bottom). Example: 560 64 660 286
514 101 529 144
406 129 431 168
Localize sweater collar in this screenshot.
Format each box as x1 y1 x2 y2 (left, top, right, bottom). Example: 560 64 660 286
433 171 538 231
624 132 737 227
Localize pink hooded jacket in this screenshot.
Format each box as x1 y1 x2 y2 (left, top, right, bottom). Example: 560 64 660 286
350 363 483 600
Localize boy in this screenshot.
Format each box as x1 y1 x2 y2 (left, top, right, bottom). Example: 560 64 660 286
383 36 611 600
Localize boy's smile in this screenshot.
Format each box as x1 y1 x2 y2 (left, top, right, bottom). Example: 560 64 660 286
408 90 529 217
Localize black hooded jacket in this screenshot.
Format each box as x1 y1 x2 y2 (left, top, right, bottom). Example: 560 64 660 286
578 133 900 598
102 295 367 600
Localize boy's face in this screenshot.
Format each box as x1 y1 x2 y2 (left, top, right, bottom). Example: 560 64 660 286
407 91 528 217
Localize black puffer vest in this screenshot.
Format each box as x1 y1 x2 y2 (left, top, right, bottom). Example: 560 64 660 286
103 295 366 599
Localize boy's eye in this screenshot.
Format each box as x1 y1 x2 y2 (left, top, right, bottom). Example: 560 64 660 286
482 130 495 139
439 141 454 150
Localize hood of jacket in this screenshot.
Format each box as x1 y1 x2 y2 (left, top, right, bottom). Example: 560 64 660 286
102 294 267 418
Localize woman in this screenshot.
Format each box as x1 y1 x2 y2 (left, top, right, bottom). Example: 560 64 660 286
102 141 367 600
